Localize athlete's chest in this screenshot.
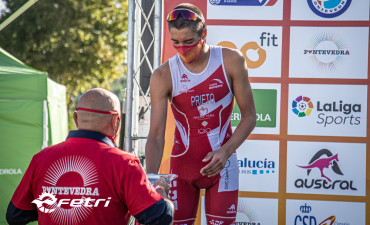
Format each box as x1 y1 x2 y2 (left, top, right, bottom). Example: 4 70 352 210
172 65 231 113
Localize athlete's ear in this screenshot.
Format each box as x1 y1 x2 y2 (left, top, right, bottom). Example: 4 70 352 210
202 27 207 39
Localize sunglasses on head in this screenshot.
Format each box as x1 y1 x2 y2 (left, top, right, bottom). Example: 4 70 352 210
167 8 203 22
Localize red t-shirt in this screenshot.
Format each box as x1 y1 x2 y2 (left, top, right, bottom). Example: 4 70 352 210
11 130 162 225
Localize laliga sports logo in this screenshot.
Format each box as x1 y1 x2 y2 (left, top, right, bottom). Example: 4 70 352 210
307 0 352 18
217 32 278 69
292 96 314 117
209 0 277 6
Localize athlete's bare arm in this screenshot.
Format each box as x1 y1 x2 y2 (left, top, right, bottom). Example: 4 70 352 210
145 62 172 173
201 47 256 177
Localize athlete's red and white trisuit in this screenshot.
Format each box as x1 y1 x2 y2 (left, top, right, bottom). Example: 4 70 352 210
169 46 239 225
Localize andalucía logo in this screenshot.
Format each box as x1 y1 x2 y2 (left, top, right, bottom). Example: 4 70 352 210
295 203 338 225
307 0 352 18
295 149 357 191
292 96 362 127
238 157 275 175
210 0 277 6
292 96 313 117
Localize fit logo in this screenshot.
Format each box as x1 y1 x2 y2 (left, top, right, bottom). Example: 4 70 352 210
217 32 278 69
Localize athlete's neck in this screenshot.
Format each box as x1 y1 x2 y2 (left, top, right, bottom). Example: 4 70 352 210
181 44 210 74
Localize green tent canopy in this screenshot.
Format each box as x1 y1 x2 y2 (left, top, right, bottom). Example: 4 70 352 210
0 48 68 224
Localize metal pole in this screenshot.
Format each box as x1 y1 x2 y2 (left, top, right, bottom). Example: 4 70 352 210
153 0 162 69
125 0 136 152
0 0 39 31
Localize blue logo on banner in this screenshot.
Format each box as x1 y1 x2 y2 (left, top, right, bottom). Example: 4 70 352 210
209 0 277 6
307 0 351 18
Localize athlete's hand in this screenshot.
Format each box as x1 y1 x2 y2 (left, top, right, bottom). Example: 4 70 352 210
154 176 170 198
200 149 228 177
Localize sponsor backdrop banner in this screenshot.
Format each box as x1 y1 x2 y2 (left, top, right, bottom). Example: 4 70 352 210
161 0 369 224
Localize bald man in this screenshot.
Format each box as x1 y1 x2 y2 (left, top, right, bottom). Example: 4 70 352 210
7 88 174 225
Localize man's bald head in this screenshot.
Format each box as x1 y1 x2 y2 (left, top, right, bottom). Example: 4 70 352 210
74 88 121 135
77 88 120 112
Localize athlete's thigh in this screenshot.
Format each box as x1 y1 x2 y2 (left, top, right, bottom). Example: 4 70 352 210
205 153 239 225
170 178 200 225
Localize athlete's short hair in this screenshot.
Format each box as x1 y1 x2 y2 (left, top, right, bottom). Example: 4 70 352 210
167 3 204 37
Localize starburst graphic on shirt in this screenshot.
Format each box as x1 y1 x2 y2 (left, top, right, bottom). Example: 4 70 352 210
49 196 94 225
44 155 99 186
44 155 99 225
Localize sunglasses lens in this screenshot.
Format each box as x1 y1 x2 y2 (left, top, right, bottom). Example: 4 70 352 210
179 10 197 21
167 10 179 21
167 9 197 21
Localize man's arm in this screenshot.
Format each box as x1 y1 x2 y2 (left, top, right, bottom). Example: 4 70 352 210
201 48 256 177
125 156 174 225
145 63 172 173
135 178 174 225
6 201 38 225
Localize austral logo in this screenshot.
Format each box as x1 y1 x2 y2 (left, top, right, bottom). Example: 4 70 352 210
210 0 277 6
238 157 275 175
294 149 357 191
304 32 350 72
295 203 338 225
292 96 362 127
307 0 351 18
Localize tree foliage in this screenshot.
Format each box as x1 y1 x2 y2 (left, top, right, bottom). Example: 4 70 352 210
0 0 128 127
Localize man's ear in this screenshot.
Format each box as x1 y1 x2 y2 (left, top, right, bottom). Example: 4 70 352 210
114 115 121 131
73 111 78 128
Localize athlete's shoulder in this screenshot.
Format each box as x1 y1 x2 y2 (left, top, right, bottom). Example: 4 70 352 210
220 46 245 64
150 60 172 95
152 60 171 80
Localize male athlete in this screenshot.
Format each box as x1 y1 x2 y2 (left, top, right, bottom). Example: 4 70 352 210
145 3 256 225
